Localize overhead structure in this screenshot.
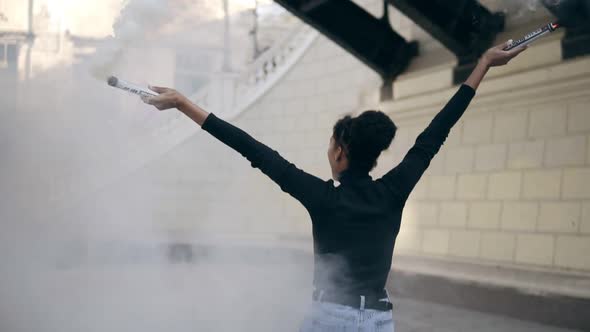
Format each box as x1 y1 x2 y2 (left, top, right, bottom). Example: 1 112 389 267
542 0 590 59
388 0 504 83
273 0 418 84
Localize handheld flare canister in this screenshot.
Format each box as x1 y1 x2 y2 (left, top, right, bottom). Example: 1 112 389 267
107 76 157 98
504 22 561 51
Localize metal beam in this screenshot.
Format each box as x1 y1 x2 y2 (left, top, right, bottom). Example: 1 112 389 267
388 0 504 64
542 0 590 60
274 0 418 82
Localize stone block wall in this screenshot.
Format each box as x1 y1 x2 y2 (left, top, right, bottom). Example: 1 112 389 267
97 2 590 275
385 54 590 273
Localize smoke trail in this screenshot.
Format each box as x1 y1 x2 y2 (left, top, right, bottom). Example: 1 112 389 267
502 0 590 28
543 0 590 27
113 0 171 40
0 1 317 331
90 0 173 80
491 0 560 22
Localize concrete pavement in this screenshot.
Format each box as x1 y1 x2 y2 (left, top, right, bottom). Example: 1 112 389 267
392 297 582 332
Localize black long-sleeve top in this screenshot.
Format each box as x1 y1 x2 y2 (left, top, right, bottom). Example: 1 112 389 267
202 84 476 295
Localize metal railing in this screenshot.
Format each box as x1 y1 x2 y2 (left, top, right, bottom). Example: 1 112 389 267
153 22 318 139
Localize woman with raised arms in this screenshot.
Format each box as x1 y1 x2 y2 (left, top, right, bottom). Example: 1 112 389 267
142 40 527 331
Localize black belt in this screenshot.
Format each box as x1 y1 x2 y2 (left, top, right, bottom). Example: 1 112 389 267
312 289 393 311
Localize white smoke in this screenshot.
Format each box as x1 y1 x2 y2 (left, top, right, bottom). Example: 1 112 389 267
91 0 174 80
90 0 273 81
0 1 312 332
113 0 171 40
482 0 558 24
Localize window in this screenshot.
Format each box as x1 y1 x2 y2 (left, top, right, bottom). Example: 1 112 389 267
0 44 5 63
6 43 17 62
0 42 18 66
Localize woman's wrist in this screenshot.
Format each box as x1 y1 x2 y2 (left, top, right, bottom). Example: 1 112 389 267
464 55 491 90
175 95 210 126
176 95 193 113
478 55 492 69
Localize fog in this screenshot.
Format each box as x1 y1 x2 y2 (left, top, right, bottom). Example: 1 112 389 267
0 0 580 331
0 1 313 331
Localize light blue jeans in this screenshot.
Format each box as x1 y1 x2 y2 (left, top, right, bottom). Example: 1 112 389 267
299 299 394 332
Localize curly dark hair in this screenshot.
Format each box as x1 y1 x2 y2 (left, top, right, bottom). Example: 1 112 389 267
332 110 397 173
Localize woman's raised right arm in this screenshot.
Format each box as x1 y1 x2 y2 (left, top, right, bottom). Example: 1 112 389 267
378 40 528 202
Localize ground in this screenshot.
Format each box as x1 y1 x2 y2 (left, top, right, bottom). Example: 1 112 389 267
0 256 583 331
393 297 580 332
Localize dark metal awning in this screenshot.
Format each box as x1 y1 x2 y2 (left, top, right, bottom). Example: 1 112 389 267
273 0 506 89
274 0 418 82
389 0 504 64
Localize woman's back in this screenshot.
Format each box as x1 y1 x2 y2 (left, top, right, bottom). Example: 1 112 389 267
141 39 528 332
200 84 476 295
310 169 403 296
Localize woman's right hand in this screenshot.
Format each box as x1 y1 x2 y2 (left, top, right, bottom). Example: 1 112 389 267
142 86 189 111
142 84 210 126
481 40 528 67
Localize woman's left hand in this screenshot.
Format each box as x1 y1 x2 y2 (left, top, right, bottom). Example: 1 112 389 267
481 40 528 67
142 86 188 111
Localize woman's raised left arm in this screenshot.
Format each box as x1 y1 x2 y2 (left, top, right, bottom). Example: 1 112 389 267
142 87 333 213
